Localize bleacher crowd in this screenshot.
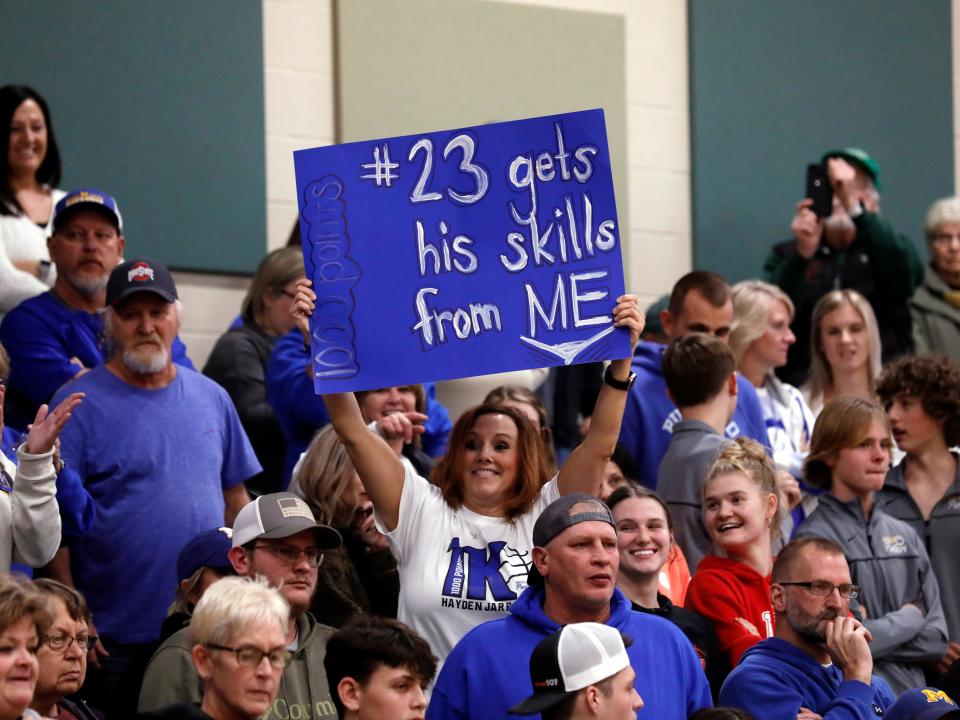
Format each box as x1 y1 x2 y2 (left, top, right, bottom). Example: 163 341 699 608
2 83 960 720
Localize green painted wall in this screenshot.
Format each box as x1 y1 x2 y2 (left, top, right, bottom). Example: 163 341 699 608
1 0 266 273
690 0 953 280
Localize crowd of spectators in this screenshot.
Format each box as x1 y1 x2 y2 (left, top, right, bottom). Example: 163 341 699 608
2 83 960 720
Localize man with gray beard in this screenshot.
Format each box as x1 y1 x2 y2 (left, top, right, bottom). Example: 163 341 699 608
0 189 193 430
49 257 259 720
720 537 895 720
764 149 923 386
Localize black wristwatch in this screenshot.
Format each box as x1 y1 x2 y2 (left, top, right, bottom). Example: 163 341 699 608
603 365 636 391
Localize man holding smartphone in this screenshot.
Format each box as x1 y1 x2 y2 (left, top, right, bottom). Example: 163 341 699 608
764 148 923 385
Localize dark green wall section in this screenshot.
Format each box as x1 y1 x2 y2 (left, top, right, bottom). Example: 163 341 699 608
689 0 954 282
1 1 265 273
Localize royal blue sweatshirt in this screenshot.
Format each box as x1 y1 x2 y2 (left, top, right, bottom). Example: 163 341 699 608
720 637 894 720
428 586 711 720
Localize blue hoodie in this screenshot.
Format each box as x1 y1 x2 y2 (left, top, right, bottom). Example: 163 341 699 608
618 341 768 488
266 329 453 485
720 637 894 720
427 586 711 720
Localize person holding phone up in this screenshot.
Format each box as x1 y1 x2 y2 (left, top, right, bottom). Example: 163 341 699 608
764 148 923 387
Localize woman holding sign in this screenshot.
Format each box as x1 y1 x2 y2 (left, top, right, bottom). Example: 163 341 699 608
292 279 642 667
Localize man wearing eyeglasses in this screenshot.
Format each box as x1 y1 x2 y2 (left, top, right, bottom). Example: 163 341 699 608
720 536 896 720
139 492 343 719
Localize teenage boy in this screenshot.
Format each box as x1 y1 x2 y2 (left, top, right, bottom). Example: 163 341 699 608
323 615 437 720
657 334 738 570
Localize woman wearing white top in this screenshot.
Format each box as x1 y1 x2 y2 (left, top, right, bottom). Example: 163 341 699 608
802 289 882 418
0 85 64 316
292 279 643 667
730 280 815 480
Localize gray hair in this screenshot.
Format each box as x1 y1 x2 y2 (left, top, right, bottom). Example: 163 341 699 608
101 299 183 357
923 197 960 242
187 575 288 648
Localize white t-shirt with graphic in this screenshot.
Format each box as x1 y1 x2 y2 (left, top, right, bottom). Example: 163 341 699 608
376 463 560 668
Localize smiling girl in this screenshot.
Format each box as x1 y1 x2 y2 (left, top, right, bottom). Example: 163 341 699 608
0 575 51 720
796 396 948 695
685 438 780 667
608 483 727 698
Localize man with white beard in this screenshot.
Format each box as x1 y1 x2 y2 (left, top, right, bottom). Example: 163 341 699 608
0 189 193 431
49 257 259 720
763 149 923 385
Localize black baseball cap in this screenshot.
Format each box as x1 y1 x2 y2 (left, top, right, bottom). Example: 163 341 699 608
105 257 178 307
527 494 616 588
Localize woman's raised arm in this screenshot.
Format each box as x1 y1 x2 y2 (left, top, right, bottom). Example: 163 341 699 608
557 294 643 497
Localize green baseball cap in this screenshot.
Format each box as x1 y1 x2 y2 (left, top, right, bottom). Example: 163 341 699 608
821 147 881 190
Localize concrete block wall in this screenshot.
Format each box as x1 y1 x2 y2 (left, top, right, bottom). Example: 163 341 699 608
179 0 960 369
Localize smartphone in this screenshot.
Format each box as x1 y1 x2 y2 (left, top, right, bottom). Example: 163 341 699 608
806 163 833 217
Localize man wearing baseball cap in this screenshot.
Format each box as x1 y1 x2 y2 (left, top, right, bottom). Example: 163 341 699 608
47 256 260 719
429 494 711 720
509 623 642 720
0 188 193 431
765 149 923 384
884 687 960 720
140 493 343 720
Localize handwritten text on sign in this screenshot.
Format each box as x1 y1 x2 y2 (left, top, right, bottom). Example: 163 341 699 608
294 108 629 393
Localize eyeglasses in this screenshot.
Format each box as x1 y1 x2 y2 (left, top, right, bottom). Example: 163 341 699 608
253 544 323 567
206 644 291 669
932 232 960 245
778 580 860 599
42 633 98 653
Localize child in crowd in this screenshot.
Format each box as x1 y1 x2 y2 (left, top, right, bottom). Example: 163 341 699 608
685 438 780 667
324 615 436 720
657 334 739 570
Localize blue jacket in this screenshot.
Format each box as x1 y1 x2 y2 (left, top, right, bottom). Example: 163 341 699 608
619 341 768 488
720 637 895 720
0 290 193 431
427 586 711 720
266 329 453 485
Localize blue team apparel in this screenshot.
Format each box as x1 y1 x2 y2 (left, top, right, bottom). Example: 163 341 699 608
0 290 194 431
427 585 712 720
52 366 260 644
619 341 768 488
267 328 452 485
720 637 895 720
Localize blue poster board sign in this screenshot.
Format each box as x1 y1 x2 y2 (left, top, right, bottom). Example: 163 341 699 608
294 108 629 393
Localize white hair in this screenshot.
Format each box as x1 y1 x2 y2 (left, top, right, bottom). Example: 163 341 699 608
188 575 289 648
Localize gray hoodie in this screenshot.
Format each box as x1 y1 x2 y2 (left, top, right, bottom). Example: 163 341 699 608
796 494 948 695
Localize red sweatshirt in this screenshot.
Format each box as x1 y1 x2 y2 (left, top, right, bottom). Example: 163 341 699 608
685 555 775 667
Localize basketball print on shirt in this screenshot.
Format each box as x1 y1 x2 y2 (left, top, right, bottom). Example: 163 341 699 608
440 538 532 611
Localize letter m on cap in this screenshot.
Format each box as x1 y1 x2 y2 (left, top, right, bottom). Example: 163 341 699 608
921 689 955 705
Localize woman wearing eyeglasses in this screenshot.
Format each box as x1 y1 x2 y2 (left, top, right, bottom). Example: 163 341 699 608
910 197 960 360
141 576 290 720
796 396 949 695
30 580 102 720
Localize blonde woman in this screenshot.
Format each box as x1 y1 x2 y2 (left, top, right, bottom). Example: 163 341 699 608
685 438 781 667
731 280 814 479
290 425 398 626
803 290 882 417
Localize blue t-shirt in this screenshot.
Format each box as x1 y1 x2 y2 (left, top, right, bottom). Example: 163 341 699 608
52 366 260 644
0 291 194 431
